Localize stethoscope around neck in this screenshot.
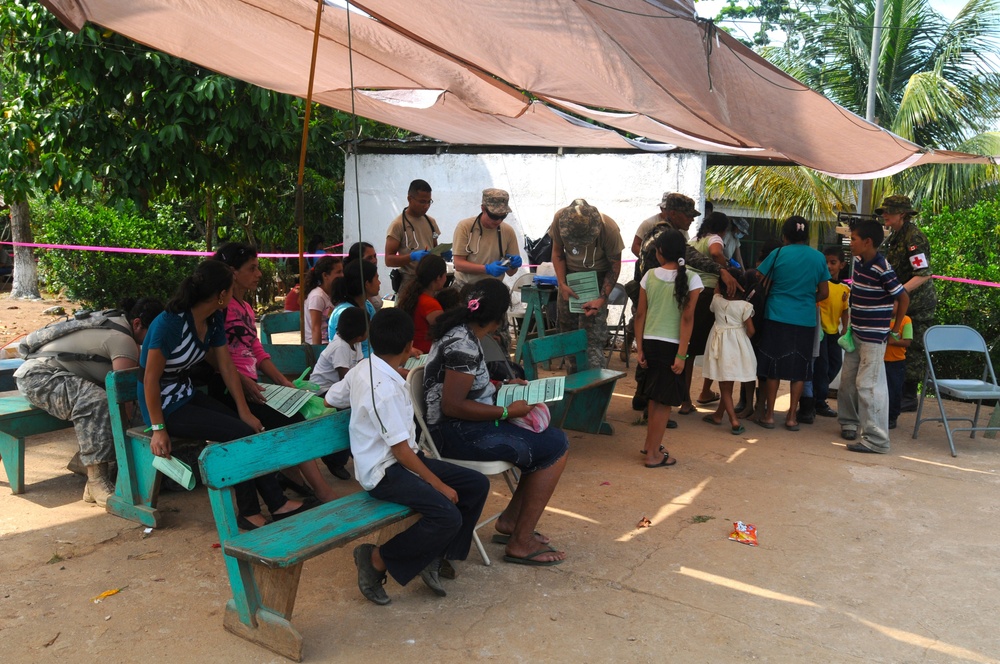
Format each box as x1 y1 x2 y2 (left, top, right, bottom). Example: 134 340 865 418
465 213 503 256
401 207 439 251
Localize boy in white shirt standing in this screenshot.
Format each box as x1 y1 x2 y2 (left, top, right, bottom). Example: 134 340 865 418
325 308 489 605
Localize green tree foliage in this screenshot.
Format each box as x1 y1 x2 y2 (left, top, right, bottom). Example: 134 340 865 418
921 197 1000 372
32 198 200 308
1 1 405 299
707 0 1000 220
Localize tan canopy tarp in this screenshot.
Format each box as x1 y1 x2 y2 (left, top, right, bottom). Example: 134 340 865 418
41 0 996 178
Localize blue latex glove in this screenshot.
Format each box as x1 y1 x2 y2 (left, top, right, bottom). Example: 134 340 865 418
441 249 453 262
485 260 508 278
410 249 430 263
506 254 523 269
728 257 741 269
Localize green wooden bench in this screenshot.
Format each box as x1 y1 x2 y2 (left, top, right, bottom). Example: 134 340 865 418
0 394 75 494
0 358 25 391
260 343 325 382
260 311 301 344
104 368 204 528
522 329 626 436
199 409 413 661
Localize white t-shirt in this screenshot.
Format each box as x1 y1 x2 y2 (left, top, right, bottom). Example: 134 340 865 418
311 334 364 393
304 286 333 344
324 355 418 491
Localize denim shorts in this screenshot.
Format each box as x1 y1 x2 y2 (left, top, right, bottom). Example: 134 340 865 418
432 419 569 474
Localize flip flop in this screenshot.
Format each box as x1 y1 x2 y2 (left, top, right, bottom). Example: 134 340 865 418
640 445 667 457
696 392 721 405
785 422 800 431
503 547 564 567
702 414 722 426
645 453 677 468
677 405 695 415
491 531 547 545
756 420 775 429
731 424 746 435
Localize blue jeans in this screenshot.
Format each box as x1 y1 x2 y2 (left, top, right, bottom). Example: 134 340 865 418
433 419 569 473
368 456 489 586
885 359 906 422
814 333 843 405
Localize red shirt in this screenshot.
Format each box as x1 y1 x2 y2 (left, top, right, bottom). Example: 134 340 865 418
284 285 301 312
413 293 443 353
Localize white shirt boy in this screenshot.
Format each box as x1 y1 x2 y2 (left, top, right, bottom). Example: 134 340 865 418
312 333 364 393
324 355 418 491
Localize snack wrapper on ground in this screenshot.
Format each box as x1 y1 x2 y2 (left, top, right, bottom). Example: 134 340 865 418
728 521 758 546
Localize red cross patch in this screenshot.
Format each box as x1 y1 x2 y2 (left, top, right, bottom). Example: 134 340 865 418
910 253 927 269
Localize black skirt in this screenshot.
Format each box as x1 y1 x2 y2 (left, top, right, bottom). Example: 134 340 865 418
756 319 815 381
641 338 686 406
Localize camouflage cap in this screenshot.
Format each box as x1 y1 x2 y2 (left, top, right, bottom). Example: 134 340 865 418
556 199 603 246
875 194 916 215
659 192 701 217
481 188 511 216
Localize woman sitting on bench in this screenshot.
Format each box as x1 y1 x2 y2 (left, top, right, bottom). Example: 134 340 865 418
140 259 314 530
212 242 344 495
422 279 569 566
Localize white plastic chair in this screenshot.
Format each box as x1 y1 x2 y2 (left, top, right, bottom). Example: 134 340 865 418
507 272 536 337
912 325 1000 456
406 366 519 565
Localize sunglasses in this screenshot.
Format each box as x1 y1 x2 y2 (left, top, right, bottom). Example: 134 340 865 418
485 210 508 222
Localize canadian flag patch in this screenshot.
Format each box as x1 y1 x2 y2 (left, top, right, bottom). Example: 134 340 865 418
909 253 928 269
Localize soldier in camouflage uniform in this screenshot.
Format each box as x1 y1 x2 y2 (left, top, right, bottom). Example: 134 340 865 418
877 195 937 411
550 199 625 372
14 300 162 507
628 193 740 412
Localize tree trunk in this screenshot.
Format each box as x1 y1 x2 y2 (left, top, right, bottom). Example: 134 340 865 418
9 200 40 299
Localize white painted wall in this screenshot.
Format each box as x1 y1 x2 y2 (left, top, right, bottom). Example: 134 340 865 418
343 151 706 294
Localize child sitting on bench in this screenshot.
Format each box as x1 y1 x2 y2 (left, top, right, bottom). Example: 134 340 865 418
325 308 489 605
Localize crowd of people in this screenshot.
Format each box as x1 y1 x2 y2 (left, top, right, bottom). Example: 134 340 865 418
14 178 936 605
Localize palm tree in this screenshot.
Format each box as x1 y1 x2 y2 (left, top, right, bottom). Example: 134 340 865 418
708 0 1000 220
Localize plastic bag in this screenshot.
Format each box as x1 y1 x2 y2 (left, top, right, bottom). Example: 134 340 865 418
728 521 758 546
293 368 322 393
299 395 336 420
837 326 856 353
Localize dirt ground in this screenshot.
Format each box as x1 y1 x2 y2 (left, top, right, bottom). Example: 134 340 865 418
1 296 999 663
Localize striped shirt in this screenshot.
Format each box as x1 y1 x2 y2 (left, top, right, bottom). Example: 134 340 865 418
138 309 226 423
849 254 904 344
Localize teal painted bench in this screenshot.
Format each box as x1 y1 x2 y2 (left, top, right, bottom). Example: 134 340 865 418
104 368 204 527
259 311 301 344
260 343 325 382
522 329 626 435
0 394 74 494
199 409 413 661
0 358 25 391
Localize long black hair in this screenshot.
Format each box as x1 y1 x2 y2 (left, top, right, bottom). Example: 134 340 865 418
430 278 511 341
397 254 447 316
306 255 343 292
213 242 257 270
346 241 374 265
167 259 234 313
653 228 691 308
696 211 730 240
331 258 377 305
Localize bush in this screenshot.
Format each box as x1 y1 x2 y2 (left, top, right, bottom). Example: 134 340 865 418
32 199 202 309
922 198 1000 377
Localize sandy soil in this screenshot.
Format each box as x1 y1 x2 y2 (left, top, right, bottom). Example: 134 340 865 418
1 307 999 663
0 293 76 351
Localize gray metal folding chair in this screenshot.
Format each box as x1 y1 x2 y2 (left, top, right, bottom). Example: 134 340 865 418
604 282 630 368
405 366 519 565
912 325 1000 456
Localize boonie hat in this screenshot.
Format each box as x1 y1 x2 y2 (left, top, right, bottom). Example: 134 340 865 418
482 188 512 216
732 217 750 236
556 199 603 246
875 194 916 215
660 192 701 217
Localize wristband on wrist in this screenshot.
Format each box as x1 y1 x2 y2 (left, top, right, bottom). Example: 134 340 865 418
145 423 166 432
495 405 509 427
677 353 689 360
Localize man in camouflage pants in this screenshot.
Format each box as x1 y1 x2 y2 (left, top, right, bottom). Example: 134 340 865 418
877 195 937 412
549 199 624 372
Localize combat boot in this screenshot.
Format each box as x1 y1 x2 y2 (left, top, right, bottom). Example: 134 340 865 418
83 462 115 508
